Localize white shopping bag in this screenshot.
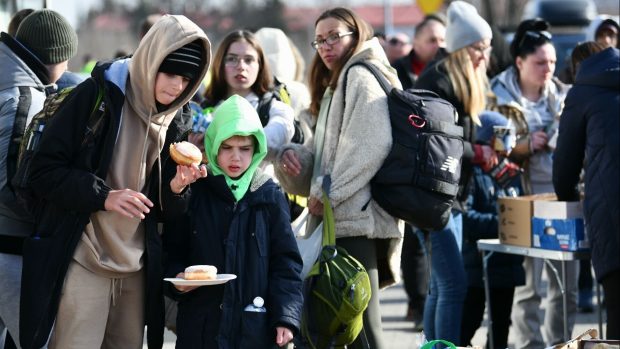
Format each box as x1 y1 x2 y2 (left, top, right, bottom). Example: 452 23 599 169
293 209 323 279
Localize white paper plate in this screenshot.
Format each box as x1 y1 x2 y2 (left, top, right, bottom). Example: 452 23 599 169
164 274 237 286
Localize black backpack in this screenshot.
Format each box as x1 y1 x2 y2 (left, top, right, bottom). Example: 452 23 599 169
256 77 305 144
344 61 464 231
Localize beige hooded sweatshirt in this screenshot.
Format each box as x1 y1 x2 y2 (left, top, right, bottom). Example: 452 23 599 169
73 15 211 278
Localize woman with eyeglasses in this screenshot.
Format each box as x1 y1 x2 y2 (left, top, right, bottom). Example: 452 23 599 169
413 1 494 346
489 19 574 349
275 7 402 348
199 30 295 162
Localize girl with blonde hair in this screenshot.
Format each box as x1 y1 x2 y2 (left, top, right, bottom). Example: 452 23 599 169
415 1 495 345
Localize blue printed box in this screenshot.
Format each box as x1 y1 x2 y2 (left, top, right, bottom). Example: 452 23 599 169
531 199 589 252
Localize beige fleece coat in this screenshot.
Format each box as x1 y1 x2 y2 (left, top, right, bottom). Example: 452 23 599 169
75 15 211 277
276 38 404 288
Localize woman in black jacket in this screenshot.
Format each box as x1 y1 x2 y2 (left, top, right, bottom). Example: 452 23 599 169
413 1 495 345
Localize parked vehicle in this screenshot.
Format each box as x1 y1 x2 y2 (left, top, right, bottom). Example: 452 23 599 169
521 0 598 76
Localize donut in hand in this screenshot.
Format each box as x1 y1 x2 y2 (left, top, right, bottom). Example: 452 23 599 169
170 141 203 166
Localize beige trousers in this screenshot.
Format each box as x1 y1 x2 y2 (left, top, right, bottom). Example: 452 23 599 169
49 261 145 349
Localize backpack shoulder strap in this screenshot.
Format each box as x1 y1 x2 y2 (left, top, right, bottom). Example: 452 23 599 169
258 76 295 127
344 61 393 96
80 81 106 147
7 87 33 183
256 92 273 127
272 76 291 106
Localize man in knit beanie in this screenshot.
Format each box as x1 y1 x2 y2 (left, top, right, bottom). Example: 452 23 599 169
15 9 78 63
444 1 492 53
0 8 77 349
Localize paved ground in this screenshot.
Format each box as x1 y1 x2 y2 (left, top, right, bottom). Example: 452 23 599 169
146 281 606 349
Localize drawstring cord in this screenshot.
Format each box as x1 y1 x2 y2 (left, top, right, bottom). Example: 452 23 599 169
157 122 165 211
110 278 124 306
137 109 165 212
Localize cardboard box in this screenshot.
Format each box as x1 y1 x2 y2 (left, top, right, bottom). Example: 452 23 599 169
579 340 620 349
532 199 588 251
497 194 555 247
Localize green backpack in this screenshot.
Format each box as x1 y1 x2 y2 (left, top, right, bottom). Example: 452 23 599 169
301 176 372 348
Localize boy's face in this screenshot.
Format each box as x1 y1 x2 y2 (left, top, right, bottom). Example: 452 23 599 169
154 72 190 105
217 135 255 178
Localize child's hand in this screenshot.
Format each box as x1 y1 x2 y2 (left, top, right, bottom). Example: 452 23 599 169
275 326 293 347
170 164 208 194
173 272 198 293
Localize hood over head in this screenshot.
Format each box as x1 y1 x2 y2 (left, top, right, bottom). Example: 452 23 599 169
205 95 267 201
254 27 297 82
586 15 620 42
128 14 211 120
575 47 620 90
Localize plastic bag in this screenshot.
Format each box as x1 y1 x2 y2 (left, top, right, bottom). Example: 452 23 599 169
293 209 323 279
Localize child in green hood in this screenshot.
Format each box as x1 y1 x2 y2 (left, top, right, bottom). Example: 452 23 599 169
165 95 303 348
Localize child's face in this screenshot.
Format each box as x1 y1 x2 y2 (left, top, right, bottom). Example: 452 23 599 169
224 40 260 97
217 135 255 178
154 72 190 105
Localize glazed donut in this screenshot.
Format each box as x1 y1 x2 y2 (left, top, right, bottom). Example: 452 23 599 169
184 265 217 280
170 141 203 166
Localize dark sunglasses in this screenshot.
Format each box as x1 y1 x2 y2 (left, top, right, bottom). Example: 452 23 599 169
517 30 552 50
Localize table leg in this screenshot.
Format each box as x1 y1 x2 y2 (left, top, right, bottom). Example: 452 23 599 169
482 251 494 349
562 260 569 341
544 259 568 341
596 282 603 339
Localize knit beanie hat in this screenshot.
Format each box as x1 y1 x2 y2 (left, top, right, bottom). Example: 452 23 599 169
444 1 492 53
158 40 204 80
15 9 78 64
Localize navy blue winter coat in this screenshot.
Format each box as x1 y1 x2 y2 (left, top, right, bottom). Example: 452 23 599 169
462 166 525 289
553 47 620 282
165 172 303 349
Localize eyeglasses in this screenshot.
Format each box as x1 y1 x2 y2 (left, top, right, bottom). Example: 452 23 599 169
311 31 354 50
517 30 552 51
224 55 258 67
469 44 493 56
388 37 409 46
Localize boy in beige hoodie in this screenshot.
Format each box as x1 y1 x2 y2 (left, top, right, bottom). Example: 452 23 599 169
21 15 210 349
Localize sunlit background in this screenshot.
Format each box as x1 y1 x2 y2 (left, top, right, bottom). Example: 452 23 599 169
1 0 618 74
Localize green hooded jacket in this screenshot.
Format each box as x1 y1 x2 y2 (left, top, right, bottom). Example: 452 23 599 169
205 94 267 201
